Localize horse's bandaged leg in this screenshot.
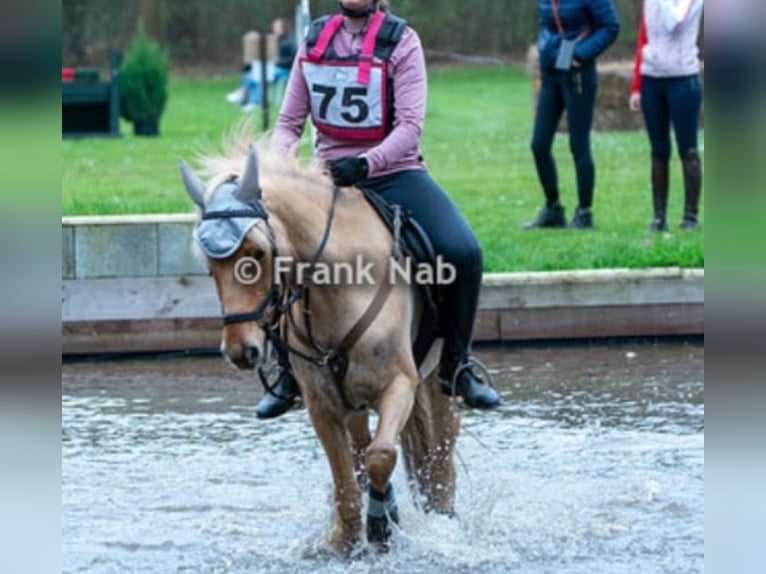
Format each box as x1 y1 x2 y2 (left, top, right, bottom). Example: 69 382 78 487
367 483 399 545
367 483 399 522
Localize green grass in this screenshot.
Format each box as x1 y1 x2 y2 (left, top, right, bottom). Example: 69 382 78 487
62 66 704 272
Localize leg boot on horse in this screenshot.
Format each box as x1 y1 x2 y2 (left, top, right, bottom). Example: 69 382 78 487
366 483 399 546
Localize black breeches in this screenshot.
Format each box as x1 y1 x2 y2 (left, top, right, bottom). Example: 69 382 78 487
640 74 702 159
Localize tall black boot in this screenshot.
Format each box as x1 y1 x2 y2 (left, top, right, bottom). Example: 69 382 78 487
649 156 669 231
255 349 300 419
680 150 702 230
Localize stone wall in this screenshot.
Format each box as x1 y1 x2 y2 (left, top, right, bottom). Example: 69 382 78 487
62 214 205 280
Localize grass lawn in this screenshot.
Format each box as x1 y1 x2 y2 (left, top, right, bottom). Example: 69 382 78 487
62 65 704 272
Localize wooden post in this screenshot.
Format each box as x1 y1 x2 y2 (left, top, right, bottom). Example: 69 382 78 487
259 32 269 131
108 51 122 137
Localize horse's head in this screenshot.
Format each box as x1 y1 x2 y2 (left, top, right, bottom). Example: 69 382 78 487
180 146 276 370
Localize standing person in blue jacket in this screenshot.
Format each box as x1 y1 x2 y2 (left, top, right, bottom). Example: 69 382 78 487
524 0 620 230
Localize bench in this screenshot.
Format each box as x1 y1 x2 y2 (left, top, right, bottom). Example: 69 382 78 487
62 52 122 138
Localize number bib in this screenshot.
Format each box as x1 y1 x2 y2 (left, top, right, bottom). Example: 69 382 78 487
301 58 389 141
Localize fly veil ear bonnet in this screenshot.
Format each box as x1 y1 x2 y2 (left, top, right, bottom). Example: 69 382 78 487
179 146 267 259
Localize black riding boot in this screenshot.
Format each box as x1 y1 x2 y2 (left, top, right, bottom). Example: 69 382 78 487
649 156 669 231
680 150 702 230
255 349 300 419
439 360 501 409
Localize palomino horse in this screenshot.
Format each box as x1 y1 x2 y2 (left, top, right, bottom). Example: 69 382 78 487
180 138 460 554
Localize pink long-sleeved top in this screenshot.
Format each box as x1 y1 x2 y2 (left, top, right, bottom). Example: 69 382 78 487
272 20 427 178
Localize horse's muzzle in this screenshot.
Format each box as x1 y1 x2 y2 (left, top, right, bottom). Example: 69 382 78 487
224 343 261 370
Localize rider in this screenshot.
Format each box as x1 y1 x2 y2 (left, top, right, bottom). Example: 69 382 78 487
256 0 501 418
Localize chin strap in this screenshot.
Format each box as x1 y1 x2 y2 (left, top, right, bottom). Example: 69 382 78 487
338 0 378 18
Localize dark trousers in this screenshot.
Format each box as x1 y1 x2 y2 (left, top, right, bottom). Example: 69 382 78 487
531 63 598 209
363 169 483 377
640 74 702 159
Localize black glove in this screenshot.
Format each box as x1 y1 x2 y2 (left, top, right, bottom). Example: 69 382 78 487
328 156 369 187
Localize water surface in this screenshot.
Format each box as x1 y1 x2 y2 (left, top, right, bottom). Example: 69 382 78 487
63 341 704 573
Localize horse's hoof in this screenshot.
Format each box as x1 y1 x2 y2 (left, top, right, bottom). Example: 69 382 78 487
366 514 393 548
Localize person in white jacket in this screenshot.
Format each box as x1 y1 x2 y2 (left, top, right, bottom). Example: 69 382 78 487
630 0 704 231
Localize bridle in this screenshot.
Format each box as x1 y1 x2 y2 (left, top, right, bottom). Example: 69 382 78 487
204 183 339 358
202 183 396 411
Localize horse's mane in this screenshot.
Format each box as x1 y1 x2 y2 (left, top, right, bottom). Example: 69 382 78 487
197 124 333 201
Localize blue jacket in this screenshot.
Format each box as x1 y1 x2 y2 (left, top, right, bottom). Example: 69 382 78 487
537 0 620 70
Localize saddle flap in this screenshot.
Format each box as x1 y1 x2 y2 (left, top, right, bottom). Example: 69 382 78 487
358 187 441 348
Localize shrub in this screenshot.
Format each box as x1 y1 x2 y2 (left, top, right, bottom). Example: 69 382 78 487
119 24 169 124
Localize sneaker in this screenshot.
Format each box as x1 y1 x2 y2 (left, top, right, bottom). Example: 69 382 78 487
522 203 566 229
241 102 260 113
567 207 593 229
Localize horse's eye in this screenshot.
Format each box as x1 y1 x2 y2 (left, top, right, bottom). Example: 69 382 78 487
252 248 265 260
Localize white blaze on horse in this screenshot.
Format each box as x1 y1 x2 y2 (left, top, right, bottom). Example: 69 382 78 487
180 137 460 554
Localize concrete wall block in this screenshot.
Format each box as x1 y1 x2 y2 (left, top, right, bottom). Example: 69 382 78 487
75 223 159 278
159 222 207 276
62 276 220 321
62 226 75 279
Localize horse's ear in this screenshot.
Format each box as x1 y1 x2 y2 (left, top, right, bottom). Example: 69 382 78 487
236 144 262 205
179 159 206 209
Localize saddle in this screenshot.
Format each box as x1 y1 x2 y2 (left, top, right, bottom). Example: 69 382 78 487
358 187 442 367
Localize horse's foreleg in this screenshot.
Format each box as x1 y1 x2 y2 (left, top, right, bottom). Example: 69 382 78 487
305 404 362 555
366 371 417 544
347 410 371 491
367 372 416 492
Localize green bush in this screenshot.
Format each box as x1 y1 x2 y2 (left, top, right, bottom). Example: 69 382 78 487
119 24 169 124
